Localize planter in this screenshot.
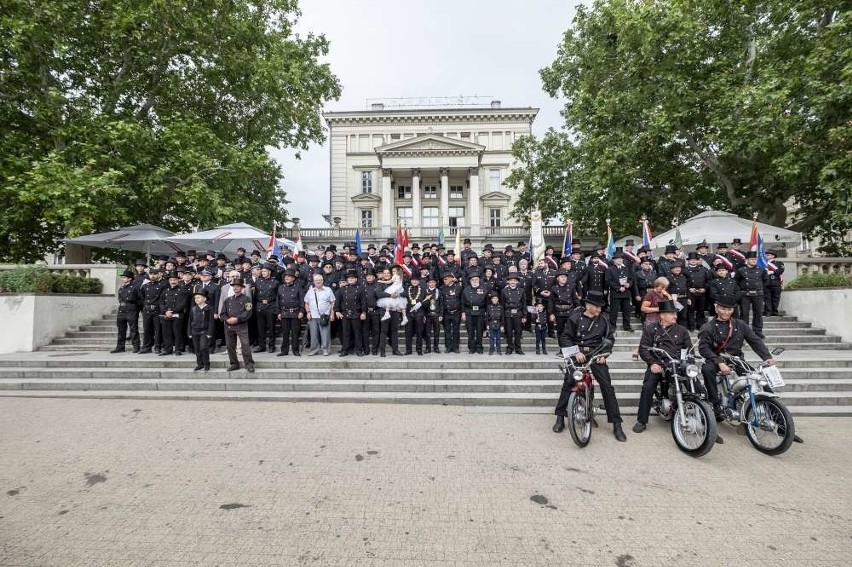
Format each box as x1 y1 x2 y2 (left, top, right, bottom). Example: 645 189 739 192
780 288 852 343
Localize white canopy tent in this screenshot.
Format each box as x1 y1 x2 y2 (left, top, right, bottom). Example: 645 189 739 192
169 222 297 256
64 224 181 259
653 210 802 251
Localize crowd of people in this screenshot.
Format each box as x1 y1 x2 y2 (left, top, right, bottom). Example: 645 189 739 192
111 236 785 440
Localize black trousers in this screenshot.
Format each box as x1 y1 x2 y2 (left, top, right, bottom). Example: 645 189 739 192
225 324 254 367
404 313 425 354
739 294 764 333
535 326 547 351
464 313 484 353
504 314 523 352
279 317 302 354
192 334 211 368
116 309 140 350
379 311 400 353
554 362 622 423
687 294 707 331
365 310 382 353
442 312 461 352
248 309 259 346
636 368 665 425
609 296 632 329
701 361 723 408
764 285 781 316
141 310 161 350
425 315 441 350
161 316 183 352
340 316 363 354
555 315 571 342
256 308 277 349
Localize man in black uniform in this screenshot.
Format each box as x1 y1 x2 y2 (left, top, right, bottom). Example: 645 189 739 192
219 278 256 373
462 271 488 354
361 268 382 355
441 272 463 353
139 268 166 354
708 264 739 306
403 273 427 355
685 252 712 331
606 252 635 332
736 251 768 337
667 261 689 327
158 271 188 356
764 250 784 317
335 269 366 357
633 257 657 318
276 268 304 356
553 290 626 442
423 275 443 353
548 269 576 339
633 300 692 432
253 262 280 353
501 273 527 355
112 270 141 353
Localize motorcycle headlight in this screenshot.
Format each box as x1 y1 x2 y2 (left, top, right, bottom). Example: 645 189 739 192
572 370 584 381
685 364 700 378
758 378 769 388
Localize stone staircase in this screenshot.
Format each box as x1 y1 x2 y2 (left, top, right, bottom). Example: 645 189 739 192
0 311 850 416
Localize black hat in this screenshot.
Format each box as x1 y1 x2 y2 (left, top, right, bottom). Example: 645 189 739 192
556 269 569 277
467 270 481 280
283 268 297 277
308 254 320 262
484 244 494 251
671 260 684 269
328 244 337 252
483 265 495 273
463 238 472 245
446 250 455 256
166 271 179 279
441 272 455 280
176 250 186 257
403 251 412 258
665 245 677 254
367 244 376 251
364 268 376 276
231 278 245 287
505 273 520 281
717 243 728 249
594 242 605 251
121 269 134 278
715 295 738 308
261 262 276 271
251 249 262 257
560 256 572 264
428 274 438 282
240 258 253 265
206 250 216 258
732 238 742 244
612 251 624 259
158 254 169 261
216 253 227 261
268 254 279 262
746 251 757 259
134 258 147 266
696 241 709 249
409 272 421 281
572 248 583 255
640 257 652 264
187 250 196 256
345 269 358 279
657 299 678 313
224 263 235 271
175 266 186 274
192 289 209 298
321 260 333 268
584 291 606 307
715 264 730 272
149 268 161 274
517 241 526 247
411 242 420 249
766 249 778 257
625 239 635 246
687 252 699 260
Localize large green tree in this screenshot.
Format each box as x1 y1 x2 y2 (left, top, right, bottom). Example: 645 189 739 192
508 1 850 250
0 0 341 262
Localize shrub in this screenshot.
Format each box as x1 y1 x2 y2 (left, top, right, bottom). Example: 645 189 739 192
0 266 103 294
786 272 852 290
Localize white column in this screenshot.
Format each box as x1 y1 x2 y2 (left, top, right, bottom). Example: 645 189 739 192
468 167 480 236
381 169 392 238
440 167 450 228
411 168 421 230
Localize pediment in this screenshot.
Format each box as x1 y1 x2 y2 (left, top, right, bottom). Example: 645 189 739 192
480 191 511 202
376 134 485 155
351 193 382 204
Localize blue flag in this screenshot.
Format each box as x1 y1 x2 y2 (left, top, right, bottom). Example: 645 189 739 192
355 229 363 256
756 232 768 269
605 224 616 260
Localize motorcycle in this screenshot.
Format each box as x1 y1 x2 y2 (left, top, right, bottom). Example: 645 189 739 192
716 348 795 455
559 340 613 448
642 346 716 457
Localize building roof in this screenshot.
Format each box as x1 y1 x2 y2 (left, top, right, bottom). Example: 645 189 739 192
323 107 539 126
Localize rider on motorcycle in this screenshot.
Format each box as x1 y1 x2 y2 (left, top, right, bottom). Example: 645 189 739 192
633 299 693 433
553 290 627 442
698 294 776 424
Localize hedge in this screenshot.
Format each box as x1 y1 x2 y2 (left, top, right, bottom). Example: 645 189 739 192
786 272 852 290
0 266 103 294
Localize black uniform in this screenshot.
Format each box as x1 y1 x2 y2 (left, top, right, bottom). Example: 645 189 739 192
254 276 281 352
708 276 739 307
403 282 427 355
140 278 167 353
219 291 255 370
486 302 504 354
423 285 443 353
362 280 383 355
501 284 526 354
158 283 189 354
114 281 141 352
276 281 304 355
685 263 713 331
555 310 622 423
441 282 463 353
736 265 768 335
698 317 772 410
462 284 488 354
548 282 576 339
633 267 658 318
764 260 784 316
376 281 402 356
188 302 215 370
335 284 366 356
605 262 634 331
636 321 693 425
667 270 689 326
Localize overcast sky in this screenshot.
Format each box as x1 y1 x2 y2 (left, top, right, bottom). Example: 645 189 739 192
271 0 584 227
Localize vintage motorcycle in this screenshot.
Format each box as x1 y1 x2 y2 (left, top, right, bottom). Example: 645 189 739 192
716 348 795 456
642 346 716 457
559 340 613 448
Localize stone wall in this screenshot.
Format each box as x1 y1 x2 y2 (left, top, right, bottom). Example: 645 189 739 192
780 288 852 343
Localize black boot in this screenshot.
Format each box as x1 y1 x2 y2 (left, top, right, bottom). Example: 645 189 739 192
109 347 125 353
252 345 265 353
552 415 565 433
613 422 626 442
541 347 548 355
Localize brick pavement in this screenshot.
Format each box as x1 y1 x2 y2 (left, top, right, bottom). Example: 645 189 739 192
0 399 850 566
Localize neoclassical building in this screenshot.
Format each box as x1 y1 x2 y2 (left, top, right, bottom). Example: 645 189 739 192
320 102 539 243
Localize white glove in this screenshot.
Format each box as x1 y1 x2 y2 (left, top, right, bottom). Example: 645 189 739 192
413 302 422 311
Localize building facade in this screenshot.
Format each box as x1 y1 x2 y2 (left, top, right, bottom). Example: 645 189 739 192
320 103 539 244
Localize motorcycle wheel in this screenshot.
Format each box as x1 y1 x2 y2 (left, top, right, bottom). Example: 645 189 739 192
567 391 592 448
670 399 716 458
743 395 795 456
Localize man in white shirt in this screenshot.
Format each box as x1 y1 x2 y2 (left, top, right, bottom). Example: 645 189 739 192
304 274 336 355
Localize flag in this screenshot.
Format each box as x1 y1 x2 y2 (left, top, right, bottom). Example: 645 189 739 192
642 217 653 251
266 228 283 265
294 233 304 254
354 229 362 256
756 232 769 269
605 222 616 260
749 220 760 253
674 227 683 249
562 220 573 257
454 228 461 264
402 227 410 254
438 226 445 247
394 224 404 265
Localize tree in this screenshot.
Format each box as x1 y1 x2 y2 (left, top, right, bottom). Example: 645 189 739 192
508 1 850 251
0 0 341 262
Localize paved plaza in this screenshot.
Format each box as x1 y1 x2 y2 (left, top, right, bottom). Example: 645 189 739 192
1 399 850 566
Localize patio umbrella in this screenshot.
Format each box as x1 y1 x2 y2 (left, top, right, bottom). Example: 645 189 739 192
169 222 297 256
653 210 802 251
64 223 182 260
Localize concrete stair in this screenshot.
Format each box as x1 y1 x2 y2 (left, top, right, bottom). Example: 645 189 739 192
0 311 849 416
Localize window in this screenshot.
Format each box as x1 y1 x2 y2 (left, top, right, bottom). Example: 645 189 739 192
361 171 372 194
489 169 501 191
390 133 401 141
492 132 503 150
397 207 413 226
449 185 464 199
397 185 411 199
422 207 439 228
423 185 437 199
478 133 489 146
448 207 465 228
489 208 501 228
460 132 471 141
358 134 370 152
361 210 373 228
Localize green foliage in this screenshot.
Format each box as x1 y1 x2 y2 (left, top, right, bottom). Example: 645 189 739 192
0 267 103 293
509 1 850 249
786 272 852 290
0 0 341 262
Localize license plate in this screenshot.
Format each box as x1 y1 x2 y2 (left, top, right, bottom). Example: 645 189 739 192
561 345 579 358
761 366 785 388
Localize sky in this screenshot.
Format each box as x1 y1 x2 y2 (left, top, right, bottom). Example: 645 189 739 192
271 0 585 227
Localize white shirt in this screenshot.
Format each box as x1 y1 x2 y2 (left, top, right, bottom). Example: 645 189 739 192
305 286 335 317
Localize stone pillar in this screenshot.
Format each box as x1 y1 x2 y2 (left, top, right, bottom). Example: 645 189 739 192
411 168 421 230
381 169 392 239
468 167 480 237
440 167 450 228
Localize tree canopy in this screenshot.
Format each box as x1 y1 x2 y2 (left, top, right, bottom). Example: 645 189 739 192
0 0 341 262
507 0 850 251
